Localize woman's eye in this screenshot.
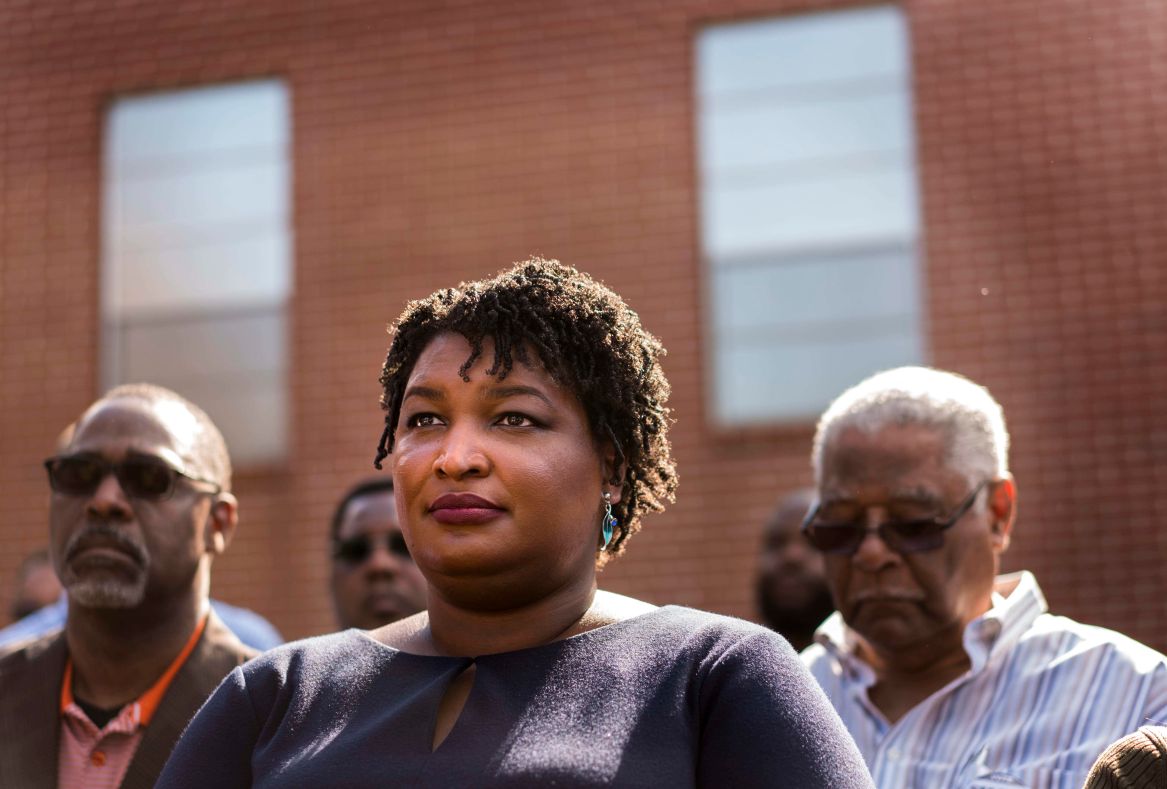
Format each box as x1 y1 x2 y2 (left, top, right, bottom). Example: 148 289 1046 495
498 413 533 428
406 413 441 428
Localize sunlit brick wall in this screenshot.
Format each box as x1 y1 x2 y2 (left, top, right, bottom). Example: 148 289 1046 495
1 0 1164 648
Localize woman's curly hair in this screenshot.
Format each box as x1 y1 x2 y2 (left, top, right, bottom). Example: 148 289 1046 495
374 257 677 564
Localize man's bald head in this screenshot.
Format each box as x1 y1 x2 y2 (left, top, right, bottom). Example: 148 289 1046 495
72 383 232 491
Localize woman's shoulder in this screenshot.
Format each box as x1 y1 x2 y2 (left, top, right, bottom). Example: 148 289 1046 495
239 628 391 684
635 604 789 643
598 602 797 666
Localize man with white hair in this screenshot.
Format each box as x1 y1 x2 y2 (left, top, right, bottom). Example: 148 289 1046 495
802 366 1167 788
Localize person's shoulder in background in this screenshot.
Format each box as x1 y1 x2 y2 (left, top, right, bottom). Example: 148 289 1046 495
0 594 282 653
0 595 66 653
210 600 283 651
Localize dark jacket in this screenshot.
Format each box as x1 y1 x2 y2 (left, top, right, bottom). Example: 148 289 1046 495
0 611 256 789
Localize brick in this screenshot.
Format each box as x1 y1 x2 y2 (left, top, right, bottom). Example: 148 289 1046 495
0 0 1165 649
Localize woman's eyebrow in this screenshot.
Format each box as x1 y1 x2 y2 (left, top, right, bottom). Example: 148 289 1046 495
402 385 445 403
482 385 553 408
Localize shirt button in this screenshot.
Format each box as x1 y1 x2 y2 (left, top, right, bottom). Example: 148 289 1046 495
887 748 901 761
91 750 107 767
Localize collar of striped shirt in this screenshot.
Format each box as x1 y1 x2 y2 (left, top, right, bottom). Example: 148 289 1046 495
815 571 1043 685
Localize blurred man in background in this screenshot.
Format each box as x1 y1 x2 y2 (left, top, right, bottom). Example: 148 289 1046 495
8 550 62 624
330 478 426 630
755 488 834 651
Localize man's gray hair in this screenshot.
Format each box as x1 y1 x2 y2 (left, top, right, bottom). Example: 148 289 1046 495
812 366 1010 484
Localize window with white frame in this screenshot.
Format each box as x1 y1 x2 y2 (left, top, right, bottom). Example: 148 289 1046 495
102 79 291 465
696 5 924 425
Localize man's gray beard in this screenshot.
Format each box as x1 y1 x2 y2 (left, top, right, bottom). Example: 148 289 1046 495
59 522 151 609
63 572 148 609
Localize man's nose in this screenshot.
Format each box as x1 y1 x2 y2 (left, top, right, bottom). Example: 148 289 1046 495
778 541 814 566
86 472 133 520
851 512 900 571
363 543 407 575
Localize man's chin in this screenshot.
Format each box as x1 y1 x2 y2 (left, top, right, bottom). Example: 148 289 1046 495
848 609 922 648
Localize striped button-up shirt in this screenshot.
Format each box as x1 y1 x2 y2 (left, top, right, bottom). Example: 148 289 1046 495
803 572 1167 789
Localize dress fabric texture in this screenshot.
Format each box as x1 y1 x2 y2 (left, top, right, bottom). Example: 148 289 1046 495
157 605 875 788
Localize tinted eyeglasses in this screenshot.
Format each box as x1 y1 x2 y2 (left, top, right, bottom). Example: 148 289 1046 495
43 453 221 501
332 532 412 565
801 481 988 556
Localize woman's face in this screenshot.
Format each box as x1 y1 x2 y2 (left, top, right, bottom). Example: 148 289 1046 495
391 332 614 610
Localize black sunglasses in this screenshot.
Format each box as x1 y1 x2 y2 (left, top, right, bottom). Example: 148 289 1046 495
43 453 221 501
801 481 988 555
332 532 411 565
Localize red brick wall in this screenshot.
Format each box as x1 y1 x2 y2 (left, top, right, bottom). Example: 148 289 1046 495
1 0 1165 649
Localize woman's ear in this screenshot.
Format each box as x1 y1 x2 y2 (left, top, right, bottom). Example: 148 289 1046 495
600 440 625 504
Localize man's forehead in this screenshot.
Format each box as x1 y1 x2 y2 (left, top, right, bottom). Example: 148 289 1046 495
344 492 396 521
338 492 398 538
822 424 947 476
70 397 198 466
819 484 946 508
766 495 815 535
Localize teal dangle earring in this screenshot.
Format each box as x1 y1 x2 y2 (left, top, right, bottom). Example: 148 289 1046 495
600 492 617 549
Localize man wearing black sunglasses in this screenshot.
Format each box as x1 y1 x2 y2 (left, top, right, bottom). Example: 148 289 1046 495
0 384 257 789
800 367 1167 788
329 478 426 631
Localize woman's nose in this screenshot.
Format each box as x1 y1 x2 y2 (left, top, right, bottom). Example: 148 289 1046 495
432 424 490 479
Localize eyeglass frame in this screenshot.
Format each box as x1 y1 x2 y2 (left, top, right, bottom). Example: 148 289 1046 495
800 480 990 556
331 531 412 565
43 452 222 501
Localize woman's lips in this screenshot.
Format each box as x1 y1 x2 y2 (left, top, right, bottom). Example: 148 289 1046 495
428 492 504 525
430 507 504 525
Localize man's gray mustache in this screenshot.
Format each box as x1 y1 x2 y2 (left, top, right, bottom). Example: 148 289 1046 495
64 522 148 566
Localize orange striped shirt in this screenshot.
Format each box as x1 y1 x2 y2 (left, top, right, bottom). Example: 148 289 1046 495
57 614 207 789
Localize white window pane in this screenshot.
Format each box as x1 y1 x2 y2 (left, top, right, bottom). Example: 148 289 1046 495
120 311 284 382
696 6 907 98
102 79 291 464
703 161 918 257
699 89 913 173
696 6 922 425
107 80 289 164
711 246 920 336
113 158 286 238
713 327 925 424
110 230 291 314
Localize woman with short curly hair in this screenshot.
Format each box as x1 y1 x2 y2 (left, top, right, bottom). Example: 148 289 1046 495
374 256 676 564
159 258 873 788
